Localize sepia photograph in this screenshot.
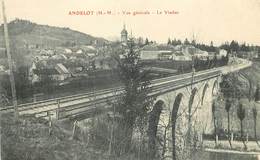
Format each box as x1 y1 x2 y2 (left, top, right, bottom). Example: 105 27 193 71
0 0 260 159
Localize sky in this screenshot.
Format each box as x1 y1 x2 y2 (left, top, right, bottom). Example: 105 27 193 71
2 0 260 45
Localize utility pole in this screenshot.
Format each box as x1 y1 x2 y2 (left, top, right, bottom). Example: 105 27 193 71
2 0 19 119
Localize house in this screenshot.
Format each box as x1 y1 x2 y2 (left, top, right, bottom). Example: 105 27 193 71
208 52 217 60
80 45 96 51
64 58 88 74
158 51 174 60
86 53 96 57
65 48 73 54
29 62 71 83
55 63 71 80
238 51 258 59
76 49 83 54
55 47 72 55
39 49 55 56
140 44 196 61
140 50 161 60
180 45 209 60
181 45 197 56
140 45 173 60
51 54 67 60
34 54 49 62
174 45 212 60
60 54 68 59
194 50 209 60
172 51 192 61
219 49 228 57
72 45 97 56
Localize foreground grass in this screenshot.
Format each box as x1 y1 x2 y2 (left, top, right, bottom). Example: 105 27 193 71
1 113 110 160
1 113 143 160
203 140 260 152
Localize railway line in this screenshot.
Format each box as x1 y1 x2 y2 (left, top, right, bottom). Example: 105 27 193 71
0 58 252 120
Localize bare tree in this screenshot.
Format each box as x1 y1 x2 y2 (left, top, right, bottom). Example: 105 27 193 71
212 101 218 147
225 98 233 148
237 102 247 150
253 84 260 147
252 107 259 147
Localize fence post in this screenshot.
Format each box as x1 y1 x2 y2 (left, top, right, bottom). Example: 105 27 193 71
47 111 52 135
231 132 234 142
56 99 60 120
216 134 219 146
72 120 78 139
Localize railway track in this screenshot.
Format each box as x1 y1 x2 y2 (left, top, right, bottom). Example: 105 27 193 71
0 59 252 120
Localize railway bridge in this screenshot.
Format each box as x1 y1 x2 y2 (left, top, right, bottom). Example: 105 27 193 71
0 58 252 160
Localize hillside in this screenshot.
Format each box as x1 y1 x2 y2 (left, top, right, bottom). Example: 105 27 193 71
0 19 108 48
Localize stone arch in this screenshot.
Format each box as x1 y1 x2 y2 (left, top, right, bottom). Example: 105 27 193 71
148 100 166 159
212 79 219 96
188 88 198 117
188 88 199 123
199 82 214 135
171 93 184 160
205 79 219 134
184 88 199 159
201 83 209 105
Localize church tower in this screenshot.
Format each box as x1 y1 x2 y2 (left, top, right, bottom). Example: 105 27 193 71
121 24 128 43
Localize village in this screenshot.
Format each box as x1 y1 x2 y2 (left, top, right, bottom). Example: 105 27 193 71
0 21 259 105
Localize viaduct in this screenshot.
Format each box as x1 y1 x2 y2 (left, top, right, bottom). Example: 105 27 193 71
0 58 252 160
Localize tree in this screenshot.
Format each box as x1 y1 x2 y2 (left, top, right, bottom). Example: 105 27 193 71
39 72 55 94
1 66 32 101
213 52 217 67
255 84 260 102
230 40 239 55
184 38 190 45
190 40 195 46
240 43 250 52
210 41 215 52
171 38 178 46
252 107 259 146
137 37 144 46
220 42 231 53
176 39 182 45
220 73 244 99
115 38 152 155
253 84 260 146
225 98 233 148
145 38 149 45
167 38 171 45
91 61 96 70
224 54 229 65
212 101 217 147
237 102 247 150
